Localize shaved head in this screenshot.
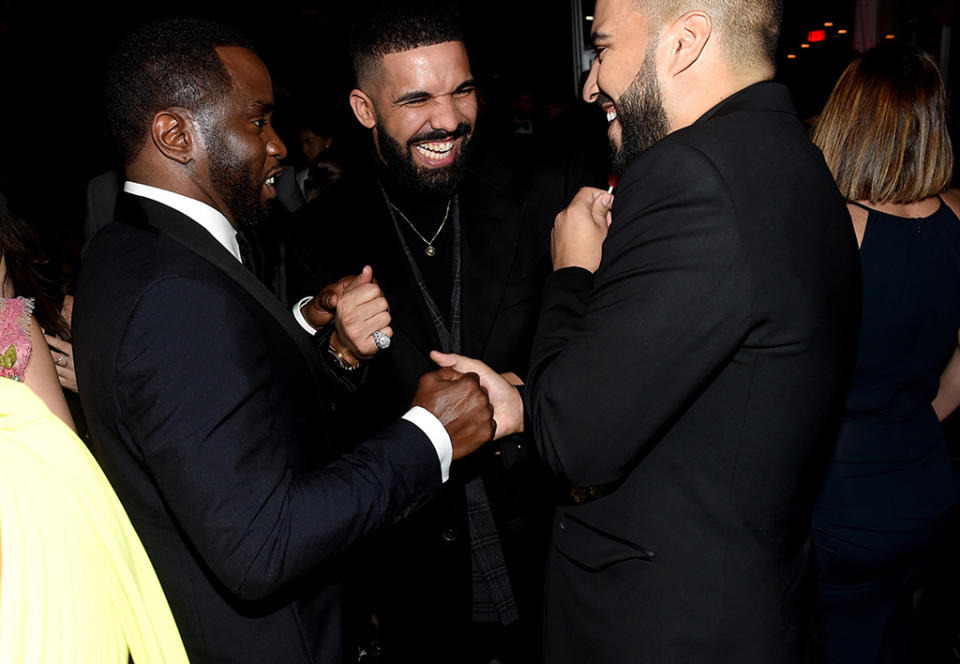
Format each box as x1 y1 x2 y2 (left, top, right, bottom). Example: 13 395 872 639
635 0 781 70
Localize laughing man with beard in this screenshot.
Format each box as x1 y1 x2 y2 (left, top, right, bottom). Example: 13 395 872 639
284 4 553 663
433 0 863 661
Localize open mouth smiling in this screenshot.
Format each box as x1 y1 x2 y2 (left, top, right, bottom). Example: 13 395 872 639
262 169 282 197
412 138 459 167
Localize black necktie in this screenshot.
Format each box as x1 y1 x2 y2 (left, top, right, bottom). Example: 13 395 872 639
236 229 263 282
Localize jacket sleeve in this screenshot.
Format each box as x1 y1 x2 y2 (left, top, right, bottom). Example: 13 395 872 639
525 142 752 487
114 275 441 600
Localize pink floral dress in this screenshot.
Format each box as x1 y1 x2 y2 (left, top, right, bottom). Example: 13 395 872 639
0 297 35 382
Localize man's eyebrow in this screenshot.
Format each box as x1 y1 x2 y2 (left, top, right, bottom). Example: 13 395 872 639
249 100 274 113
395 89 433 104
592 30 612 45
395 80 477 105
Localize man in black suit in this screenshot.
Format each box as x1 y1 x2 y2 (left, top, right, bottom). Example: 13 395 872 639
285 6 554 662
435 0 862 661
73 18 500 664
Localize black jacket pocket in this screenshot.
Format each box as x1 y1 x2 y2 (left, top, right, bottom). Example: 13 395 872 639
554 513 655 571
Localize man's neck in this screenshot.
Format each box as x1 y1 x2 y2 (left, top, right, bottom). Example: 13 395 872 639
371 151 451 220
667 64 772 132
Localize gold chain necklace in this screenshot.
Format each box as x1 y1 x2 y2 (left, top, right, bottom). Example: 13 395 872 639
389 198 452 257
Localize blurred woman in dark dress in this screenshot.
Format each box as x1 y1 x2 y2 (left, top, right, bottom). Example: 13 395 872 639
811 43 960 663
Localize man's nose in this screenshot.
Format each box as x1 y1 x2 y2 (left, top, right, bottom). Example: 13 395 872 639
429 96 461 131
267 126 287 161
583 58 600 103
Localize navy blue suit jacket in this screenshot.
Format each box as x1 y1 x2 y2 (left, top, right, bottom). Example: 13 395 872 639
74 193 442 663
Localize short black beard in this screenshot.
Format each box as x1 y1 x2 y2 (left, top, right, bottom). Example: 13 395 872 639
204 124 269 230
375 121 473 198
611 44 670 174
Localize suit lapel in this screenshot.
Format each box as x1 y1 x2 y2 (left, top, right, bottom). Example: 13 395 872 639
116 193 324 389
458 176 523 359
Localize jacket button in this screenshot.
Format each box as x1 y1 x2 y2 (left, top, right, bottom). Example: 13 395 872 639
441 528 458 542
559 520 566 530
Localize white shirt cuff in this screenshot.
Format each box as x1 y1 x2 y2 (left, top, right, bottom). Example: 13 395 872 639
402 406 453 483
293 296 317 335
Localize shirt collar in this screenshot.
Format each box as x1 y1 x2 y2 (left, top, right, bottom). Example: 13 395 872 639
123 181 242 263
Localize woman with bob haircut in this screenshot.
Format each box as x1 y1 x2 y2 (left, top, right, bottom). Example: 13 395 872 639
812 42 960 662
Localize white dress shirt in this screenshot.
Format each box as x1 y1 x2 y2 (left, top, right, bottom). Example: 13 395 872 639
124 181 242 262
123 181 453 482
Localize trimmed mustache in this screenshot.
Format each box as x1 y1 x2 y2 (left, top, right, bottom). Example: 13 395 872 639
407 122 472 146
596 91 615 107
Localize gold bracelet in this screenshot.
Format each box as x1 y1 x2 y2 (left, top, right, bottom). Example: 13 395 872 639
327 342 360 371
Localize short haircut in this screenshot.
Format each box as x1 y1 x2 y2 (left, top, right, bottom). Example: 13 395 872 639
636 0 782 69
349 1 463 87
105 18 255 164
812 43 953 205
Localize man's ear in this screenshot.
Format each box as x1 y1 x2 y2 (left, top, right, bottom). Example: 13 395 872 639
664 11 712 77
349 89 377 129
149 109 196 164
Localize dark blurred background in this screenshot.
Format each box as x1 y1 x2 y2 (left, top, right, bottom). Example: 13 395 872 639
0 0 956 247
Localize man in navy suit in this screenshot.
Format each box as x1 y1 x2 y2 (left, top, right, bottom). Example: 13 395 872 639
73 18 502 663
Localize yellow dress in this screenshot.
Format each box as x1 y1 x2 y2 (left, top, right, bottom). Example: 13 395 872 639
0 378 189 663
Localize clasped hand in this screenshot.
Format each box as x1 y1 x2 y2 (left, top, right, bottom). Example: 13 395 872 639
305 266 391 362
552 186 614 273
430 351 524 440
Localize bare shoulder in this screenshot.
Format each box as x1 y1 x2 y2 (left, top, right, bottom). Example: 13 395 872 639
846 203 868 248
939 188 960 217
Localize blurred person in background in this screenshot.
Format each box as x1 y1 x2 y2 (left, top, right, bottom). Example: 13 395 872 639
811 42 960 663
0 185 75 431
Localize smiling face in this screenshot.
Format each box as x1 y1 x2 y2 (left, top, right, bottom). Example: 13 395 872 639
351 41 478 196
198 46 287 228
585 0 670 171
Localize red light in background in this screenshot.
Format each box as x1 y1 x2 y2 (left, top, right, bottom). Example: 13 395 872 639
808 30 827 42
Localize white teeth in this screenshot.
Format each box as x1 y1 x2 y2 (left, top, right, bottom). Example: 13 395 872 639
265 176 275 186
415 140 455 157
606 109 617 123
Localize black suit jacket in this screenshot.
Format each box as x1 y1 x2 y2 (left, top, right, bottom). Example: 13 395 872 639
74 193 443 663
284 149 555 659
526 82 861 663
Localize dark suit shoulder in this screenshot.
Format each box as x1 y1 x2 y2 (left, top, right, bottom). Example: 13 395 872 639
614 138 738 240
81 219 253 320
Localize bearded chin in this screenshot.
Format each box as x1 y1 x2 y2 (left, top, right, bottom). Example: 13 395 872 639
375 123 471 198
610 49 670 173
230 197 270 230
210 161 269 230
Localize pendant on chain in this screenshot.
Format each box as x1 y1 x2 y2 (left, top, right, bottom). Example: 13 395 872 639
387 196 451 258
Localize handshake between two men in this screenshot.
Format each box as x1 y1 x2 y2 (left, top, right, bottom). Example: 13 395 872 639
300 186 616 456
302 264 526 460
